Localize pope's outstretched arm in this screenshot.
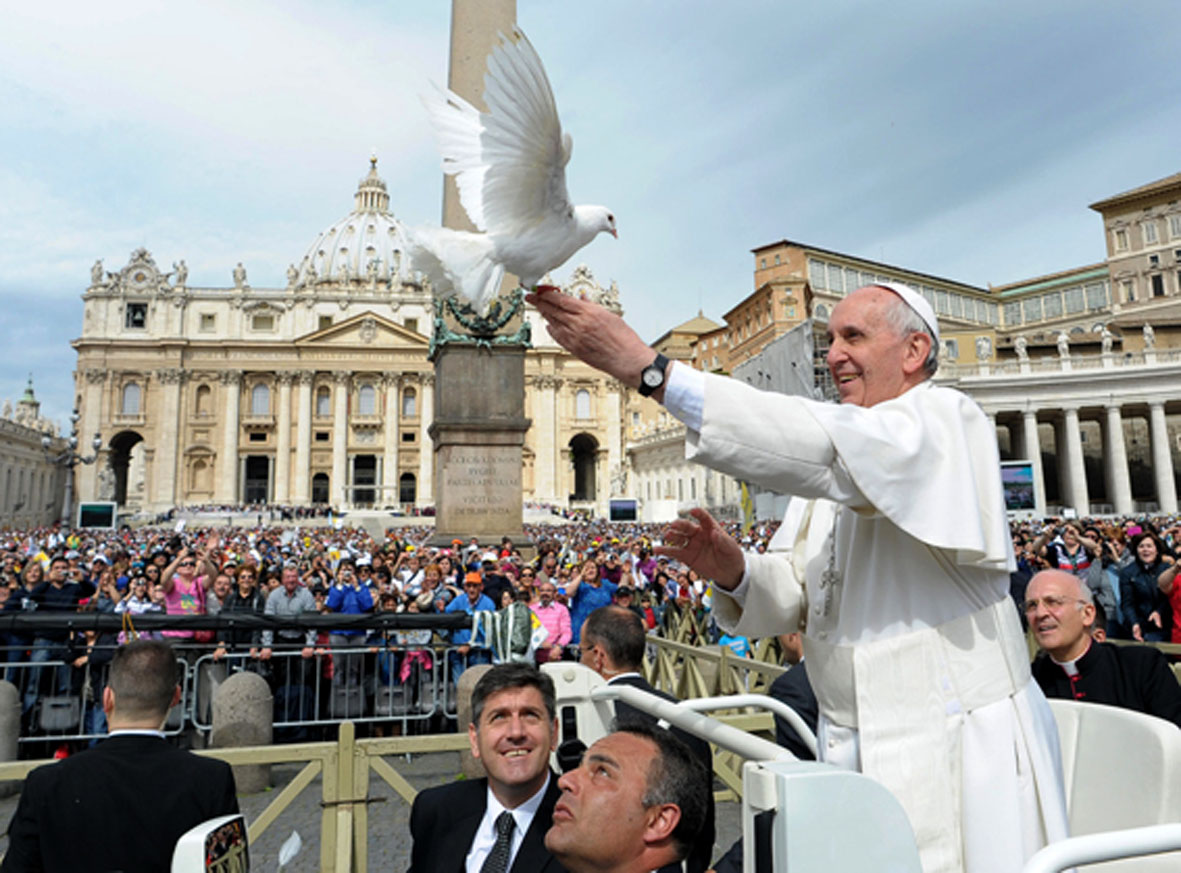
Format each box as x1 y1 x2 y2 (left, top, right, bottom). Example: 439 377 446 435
528 291 748 592
527 289 665 399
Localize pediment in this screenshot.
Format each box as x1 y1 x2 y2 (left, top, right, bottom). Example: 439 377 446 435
295 311 428 348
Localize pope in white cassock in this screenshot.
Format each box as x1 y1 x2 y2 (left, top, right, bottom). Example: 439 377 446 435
529 282 1070 873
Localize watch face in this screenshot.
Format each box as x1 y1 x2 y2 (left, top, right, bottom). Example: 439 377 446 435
643 368 662 387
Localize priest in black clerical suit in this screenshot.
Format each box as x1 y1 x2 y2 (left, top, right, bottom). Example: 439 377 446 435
408 663 567 873
1027 568 1181 728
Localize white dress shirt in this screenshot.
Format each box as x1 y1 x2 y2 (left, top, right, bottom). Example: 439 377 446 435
464 772 551 873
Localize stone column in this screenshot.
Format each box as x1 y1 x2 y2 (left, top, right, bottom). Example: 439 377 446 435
1149 401 1177 513
153 368 185 508
1020 410 1047 516
605 380 623 496
332 371 350 507
1062 406 1089 517
292 372 314 505
274 371 295 503
382 373 400 505
1103 404 1133 515
78 368 107 501
419 374 435 503
530 376 560 502
217 371 242 503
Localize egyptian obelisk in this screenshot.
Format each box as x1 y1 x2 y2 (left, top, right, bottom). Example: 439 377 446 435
428 0 531 549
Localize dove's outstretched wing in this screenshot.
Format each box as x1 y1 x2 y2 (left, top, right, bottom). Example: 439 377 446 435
423 27 573 237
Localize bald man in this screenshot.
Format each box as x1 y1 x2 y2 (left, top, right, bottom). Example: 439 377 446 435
1027 569 1181 728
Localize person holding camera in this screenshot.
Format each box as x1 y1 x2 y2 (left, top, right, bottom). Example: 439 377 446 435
326 560 373 694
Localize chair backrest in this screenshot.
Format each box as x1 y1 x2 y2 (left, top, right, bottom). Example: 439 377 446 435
1049 698 1181 872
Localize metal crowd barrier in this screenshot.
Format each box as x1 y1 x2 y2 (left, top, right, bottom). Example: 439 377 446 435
0 611 476 747
1 645 190 744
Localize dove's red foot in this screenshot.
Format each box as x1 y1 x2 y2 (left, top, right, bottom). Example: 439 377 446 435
533 284 560 294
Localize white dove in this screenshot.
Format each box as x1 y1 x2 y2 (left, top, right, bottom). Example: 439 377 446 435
409 27 617 313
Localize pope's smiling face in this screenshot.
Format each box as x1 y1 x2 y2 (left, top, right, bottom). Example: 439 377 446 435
826 285 929 407
469 685 557 808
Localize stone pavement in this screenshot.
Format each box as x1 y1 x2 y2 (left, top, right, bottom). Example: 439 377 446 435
0 750 743 871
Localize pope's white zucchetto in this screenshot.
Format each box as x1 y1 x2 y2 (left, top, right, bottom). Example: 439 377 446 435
871 281 941 346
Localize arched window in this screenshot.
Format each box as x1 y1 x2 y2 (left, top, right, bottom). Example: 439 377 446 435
121 383 141 415
575 389 591 420
402 388 417 418
195 384 211 416
358 384 376 415
316 386 331 417
399 472 417 504
251 383 270 415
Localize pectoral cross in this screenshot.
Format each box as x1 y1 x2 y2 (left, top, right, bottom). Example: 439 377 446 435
818 512 841 618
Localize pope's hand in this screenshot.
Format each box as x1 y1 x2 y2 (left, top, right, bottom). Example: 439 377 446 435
657 508 745 591
526 290 653 389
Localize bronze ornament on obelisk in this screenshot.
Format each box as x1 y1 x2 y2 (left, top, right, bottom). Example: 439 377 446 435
427 0 531 548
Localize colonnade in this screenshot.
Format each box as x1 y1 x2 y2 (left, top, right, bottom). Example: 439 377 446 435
992 400 1178 517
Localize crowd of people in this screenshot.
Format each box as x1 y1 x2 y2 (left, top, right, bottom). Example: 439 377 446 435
0 510 1177 743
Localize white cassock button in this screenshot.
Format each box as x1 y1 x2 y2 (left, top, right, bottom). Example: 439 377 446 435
813 605 822 616
827 738 836 749
817 630 828 640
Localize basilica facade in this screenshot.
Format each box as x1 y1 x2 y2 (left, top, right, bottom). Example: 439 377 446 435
72 160 629 515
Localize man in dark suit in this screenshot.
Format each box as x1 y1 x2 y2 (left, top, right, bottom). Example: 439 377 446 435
1 639 238 873
579 606 716 873
766 632 818 761
408 662 566 873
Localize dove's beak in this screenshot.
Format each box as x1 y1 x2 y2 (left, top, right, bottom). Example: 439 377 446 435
610 228 618 239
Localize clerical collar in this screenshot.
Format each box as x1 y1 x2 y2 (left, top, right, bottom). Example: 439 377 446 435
109 728 166 739
1050 638 1093 677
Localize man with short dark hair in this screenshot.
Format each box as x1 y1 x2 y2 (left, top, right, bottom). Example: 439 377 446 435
408 662 566 873
24 554 93 713
579 606 715 873
2 640 238 872
544 721 709 873
1027 569 1181 727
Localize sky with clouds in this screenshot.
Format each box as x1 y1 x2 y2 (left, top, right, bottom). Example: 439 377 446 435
2 0 1178 427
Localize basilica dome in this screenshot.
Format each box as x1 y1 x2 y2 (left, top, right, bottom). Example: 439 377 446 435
294 157 412 288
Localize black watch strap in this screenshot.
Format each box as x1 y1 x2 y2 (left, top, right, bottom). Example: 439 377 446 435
638 352 670 397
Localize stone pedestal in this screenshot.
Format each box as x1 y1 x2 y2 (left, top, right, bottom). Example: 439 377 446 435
457 663 493 778
429 346 530 546
210 671 273 793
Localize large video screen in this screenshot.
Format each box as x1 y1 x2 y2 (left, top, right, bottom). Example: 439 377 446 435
609 499 638 522
77 502 117 529
1000 462 1036 511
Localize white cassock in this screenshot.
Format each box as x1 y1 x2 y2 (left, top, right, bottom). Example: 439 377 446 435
663 365 1070 873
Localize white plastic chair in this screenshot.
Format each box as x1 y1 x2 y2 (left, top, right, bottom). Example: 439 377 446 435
1028 699 1181 872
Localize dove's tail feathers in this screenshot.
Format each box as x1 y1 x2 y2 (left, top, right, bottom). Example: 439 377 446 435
406 226 504 315
420 83 489 231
